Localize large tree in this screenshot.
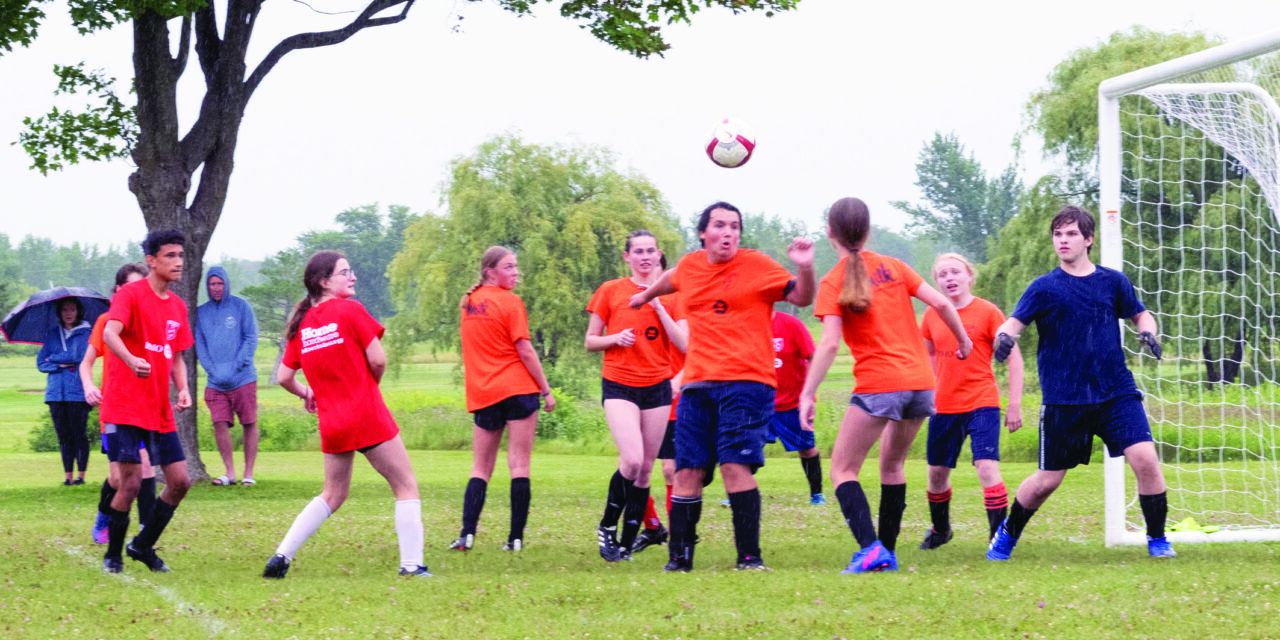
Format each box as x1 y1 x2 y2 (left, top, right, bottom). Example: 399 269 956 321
2 0 799 477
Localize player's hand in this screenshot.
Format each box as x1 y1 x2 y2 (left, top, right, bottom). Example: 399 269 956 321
1005 402 1023 433
129 355 152 378
1138 331 1163 360
628 291 649 309
175 388 192 412
799 394 817 430
614 328 636 348
787 237 815 269
303 386 318 414
993 333 1015 363
542 391 556 412
956 336 973 360
84 385 102 406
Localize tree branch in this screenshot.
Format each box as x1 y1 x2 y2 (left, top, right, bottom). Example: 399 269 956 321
193 3 221 87
243 0 415 103
174 14 192 77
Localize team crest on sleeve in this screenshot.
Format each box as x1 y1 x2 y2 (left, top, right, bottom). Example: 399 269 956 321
165 320 180 341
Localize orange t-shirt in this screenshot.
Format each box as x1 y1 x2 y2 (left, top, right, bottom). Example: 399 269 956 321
671 249 794 387
921 297 1004 413
586 278 674 387
814 252 934 393
88 314 111 432
460 286 540 412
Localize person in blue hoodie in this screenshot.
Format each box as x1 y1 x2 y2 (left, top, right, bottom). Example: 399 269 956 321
196 266 261 486
38 298 94 486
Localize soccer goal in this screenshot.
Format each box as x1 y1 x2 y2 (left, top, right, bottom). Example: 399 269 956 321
1099 30 1280 546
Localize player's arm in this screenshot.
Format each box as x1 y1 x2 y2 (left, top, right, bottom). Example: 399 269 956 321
783 237 816 306
585 313 633 351
651 300 688 353
79 344 102 406
992 317 1026 363
1004 343 1024 432
365 336 387 384
629 270 674 308
276 364 316 413
1131 310 1162 359
799 314 842 428
171 350 192 412
915 283 972 359
923 339 938 375
515 338 556 412
103 319 150 378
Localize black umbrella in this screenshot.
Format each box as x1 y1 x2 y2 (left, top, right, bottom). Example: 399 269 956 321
1 286 111 344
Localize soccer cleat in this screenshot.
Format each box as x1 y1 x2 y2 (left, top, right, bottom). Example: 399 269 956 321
662 556 693 572
262 554 290 579
1147 536 1177 558
399 565 434 577
597 525 623 562
841 540 896 574
986 520 1020 561
92 512 110 545
126 541 171 573
810 493 827 506
630 524 668 555
502 539 523 552
448 534 474 552
735 555 769 571
919 528 954 550
103 557 123 574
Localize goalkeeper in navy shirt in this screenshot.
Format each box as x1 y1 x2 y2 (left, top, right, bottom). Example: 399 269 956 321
986 206 1175 561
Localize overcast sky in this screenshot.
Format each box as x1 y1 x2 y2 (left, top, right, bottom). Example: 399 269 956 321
3 0 1280 262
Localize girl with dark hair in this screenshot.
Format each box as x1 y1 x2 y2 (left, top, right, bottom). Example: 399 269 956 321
39 297 93 485
263 251 431 579
451 245 555 552
798 197 971 574
585 230 687 561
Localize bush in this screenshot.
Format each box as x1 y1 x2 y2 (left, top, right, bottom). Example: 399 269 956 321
536 388 607 441
28 406 98 453
257 409 320 452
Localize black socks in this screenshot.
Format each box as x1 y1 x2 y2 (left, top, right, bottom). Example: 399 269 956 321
878 483 907 552
509 477 531 543
727 488 762 560
461 477 488 537
835 481 877 548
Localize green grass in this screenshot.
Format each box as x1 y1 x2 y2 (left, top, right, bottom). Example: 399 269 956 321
1 452 1277 639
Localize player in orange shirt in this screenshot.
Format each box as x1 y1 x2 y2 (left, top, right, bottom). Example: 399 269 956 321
631 201 815 572
918 253 1024 549
451 246 555 552
799 197 971 574
586 231 687 561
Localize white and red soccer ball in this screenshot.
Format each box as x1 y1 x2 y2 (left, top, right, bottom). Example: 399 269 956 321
706 117 756 168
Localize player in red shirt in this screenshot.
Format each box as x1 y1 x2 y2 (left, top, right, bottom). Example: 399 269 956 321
631 201 815 572
766 310 825 504
98 230 195 574
918 253 1024 549
799 197 971 574
263 251 431 578
585 230 687 561
451 246 555 552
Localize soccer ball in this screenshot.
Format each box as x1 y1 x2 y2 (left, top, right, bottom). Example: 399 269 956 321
705 118 756 168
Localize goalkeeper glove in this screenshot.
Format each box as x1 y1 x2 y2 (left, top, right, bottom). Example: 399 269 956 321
993 333 1015 363
1138 331 1162 360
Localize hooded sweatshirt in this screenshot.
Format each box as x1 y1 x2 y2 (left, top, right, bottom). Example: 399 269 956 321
196 266 259 391
38 320 92 403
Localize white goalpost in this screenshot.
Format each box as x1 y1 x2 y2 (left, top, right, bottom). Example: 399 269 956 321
1099 30 1280 546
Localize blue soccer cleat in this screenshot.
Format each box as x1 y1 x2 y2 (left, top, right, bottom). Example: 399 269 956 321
92 511 110 545
986 520 1019 561
841 540 896 574
810 493 827 506
1147 536 1177 558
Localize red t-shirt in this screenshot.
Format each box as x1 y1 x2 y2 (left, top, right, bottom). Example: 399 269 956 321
586 278 673 387
460 286 540 412
814 252 934 394
100 279 194 432
921 297 1004 413
282 298 398 454
771 311 814 411
671 249 794 387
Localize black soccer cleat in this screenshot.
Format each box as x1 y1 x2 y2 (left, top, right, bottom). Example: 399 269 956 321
597 525 623 562
735 555 769 571
399 565 434 577
630 525 668 555
102 557 123 574
919 528 954 550
262 554 290 579
662 556 693 573
126 541 171 573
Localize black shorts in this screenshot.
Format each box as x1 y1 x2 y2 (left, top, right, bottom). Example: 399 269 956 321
601 378 672 411
105 423 185 466
1038 394 1152 471
473 394 540 431
657 419 676 460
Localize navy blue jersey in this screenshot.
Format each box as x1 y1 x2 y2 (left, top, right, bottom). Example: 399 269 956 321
1011 266 1145 404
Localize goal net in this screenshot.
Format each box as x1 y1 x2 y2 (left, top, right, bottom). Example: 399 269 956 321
1099 32 1280 545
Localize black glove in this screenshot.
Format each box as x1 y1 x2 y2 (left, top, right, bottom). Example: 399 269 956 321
993 333 1015 363
1138 331 1162 360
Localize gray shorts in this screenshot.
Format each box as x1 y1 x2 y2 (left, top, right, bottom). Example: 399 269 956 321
849 390 935 421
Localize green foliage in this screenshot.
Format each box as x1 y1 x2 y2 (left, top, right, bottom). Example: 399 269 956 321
976 175 1076 313
27 405 97 453
546 0 801 58
387 134 681 386
14 233 141 294
535 388 607 441
890 131 1022 262
18 62 137 175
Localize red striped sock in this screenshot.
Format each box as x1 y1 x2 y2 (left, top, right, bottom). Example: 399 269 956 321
984 483 1008 510
644 496 662 530
665 484 673 516
927 489 952 503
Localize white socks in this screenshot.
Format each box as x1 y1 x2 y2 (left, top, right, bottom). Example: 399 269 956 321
395 499 424 570
275 496 332 560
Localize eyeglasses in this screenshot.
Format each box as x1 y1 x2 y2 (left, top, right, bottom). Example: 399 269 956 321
333 269 355 279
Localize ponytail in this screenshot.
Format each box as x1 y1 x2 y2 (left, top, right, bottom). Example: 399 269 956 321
827 197 873 312
285 298 314 342
461 245 515 311
839 253 872 312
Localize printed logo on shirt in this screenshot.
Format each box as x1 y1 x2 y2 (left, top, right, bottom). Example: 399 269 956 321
870 264 896 287
774 357 783 369
645 326 659 341
773 337 784 353
712 300 728 315
300 322 344 354
224 316 237 329
465 300 489 316
165 320 180 341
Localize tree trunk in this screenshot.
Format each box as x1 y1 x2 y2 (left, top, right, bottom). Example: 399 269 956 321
1203 339 1220 388
1223 328 1245 384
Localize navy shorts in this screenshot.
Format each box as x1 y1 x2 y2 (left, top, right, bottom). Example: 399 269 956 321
1038 394 1153 471
850 389 935 421
674 381 774 473
601 378 672 411
926 407 1002 467
766 408 816 452
105 423 185 466
473 393 540 431
101 431 146 456
657 419 676 460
